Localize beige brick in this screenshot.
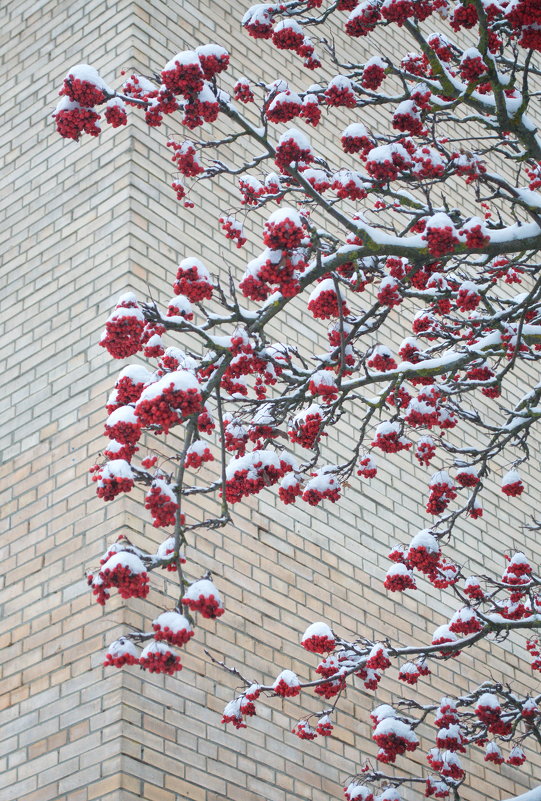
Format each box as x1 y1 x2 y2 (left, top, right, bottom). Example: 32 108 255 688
1 3 540 801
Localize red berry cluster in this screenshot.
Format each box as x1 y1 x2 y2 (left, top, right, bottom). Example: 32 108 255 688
344 784 374 801
103 441 137 462
440 753 464 781
435 726 466 752
506 0 541 52
104 409 141 445
371 425 411 453
166 297 194 320
139 642 183 675
225 456 293 503
426 476 457 515
234 78 254 103
221 699 247 729
302 477 341 506
219 216 247 248
455 467 479 487
463 576 484 600
308 372 338 402
384 565 417 592
466 364 498 398
502 477 524 497
182 588 224 619
507 746 527 766
425 777 449 799
243 11 273 39
367 349 397 372
428 33 453 61
267 91 302 123
475 696 501 726
381 0 414 25
526 638 541 672
104 101 127 127
450 3 478 31
173 263 213 301
316 715 333 736
99 297 145 359
407 540 440 574
54 102 101 140
91 556 149 604
460 224 490 249
168 140 204 177
93 464 135 501
110 375 147 409
273 670 301 697
272 21 304 51
377 277 403 307
152 612 194 646
292 720 317 740
460 53 488 82
366 644 391 671
324 78 357 108
357 455 377 478
274 137 313 173
398 662 421 684
278 476 302 504
288 411 323 449
136 384 203 434
362 62 385 90
161 55 204 95
434 700 459 729
423 225 460 257
333 170 368 200
308 287 349 320
484 743 504 764
185 444 214 469
197 47 229 79
449 607 482 634
366 155 401 183
197 409 215 434
393 103 423 135
341 128 374 156
301 97 321 125
453 152 487 184
263 214 305 250
145 480 180 527
103 639 139 668
61 74 106 106
301 628 335 654
345 1 380 37
314 675 346 698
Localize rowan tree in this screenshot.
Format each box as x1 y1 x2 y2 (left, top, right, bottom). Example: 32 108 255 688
53 1 541 799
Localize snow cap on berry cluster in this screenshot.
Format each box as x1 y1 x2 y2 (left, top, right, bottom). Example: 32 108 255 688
102 550 146 574
64 63 112 93
301 621 336 652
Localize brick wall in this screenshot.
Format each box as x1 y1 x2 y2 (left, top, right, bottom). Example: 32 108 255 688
1 2 540 801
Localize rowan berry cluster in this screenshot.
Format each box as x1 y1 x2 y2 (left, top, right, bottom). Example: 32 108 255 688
234 77 254 103
274 131 313 172
99 294 145 359
384 563 417 592
266 90 302 123
371 422 411 453
144 479 180 527
357 455 377 478
88 552 149 605
152 611 194 646
181 578 225 618
139 641 183 675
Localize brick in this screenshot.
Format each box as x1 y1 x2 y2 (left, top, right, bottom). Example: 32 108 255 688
2 4 540 801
